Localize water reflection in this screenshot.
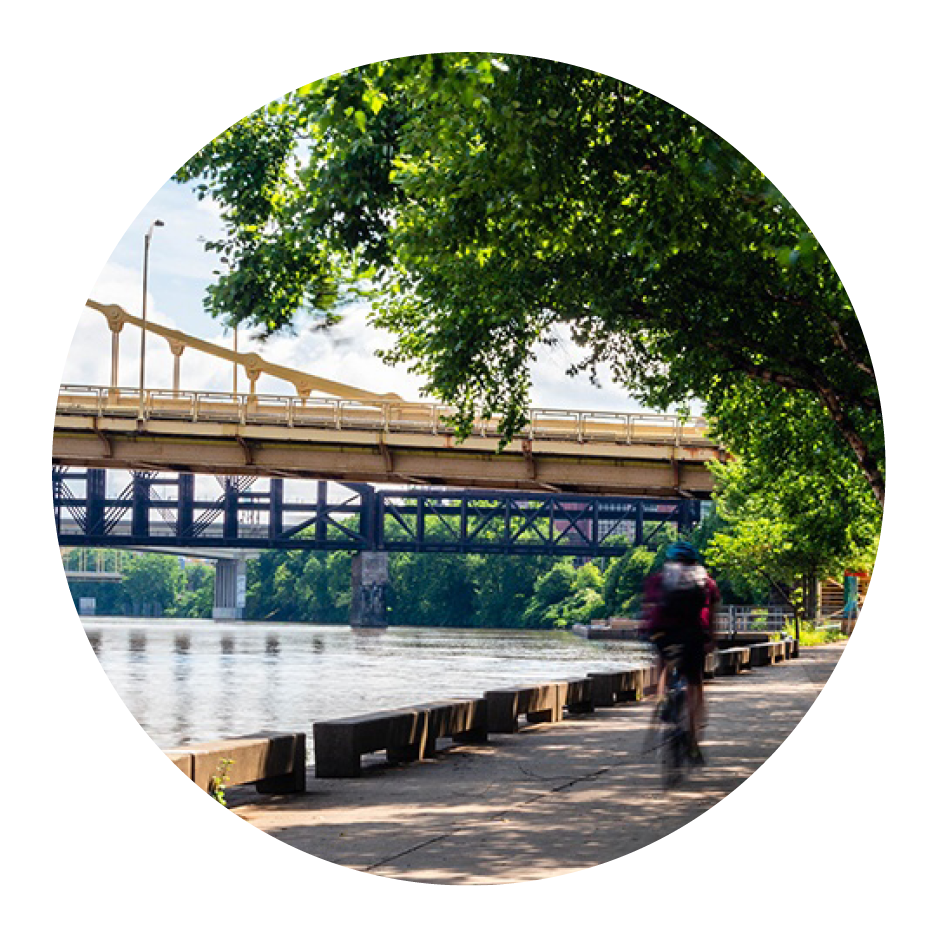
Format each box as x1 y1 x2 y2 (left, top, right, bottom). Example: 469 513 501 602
172 632 192 744
86 630 102 655
81 618 655 754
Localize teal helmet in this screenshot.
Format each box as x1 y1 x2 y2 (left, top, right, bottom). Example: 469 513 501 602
665 541 702 565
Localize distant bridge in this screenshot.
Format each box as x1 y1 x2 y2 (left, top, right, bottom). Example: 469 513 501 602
61 547 125 581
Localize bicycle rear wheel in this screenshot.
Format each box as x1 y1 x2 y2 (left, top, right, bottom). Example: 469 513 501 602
661 726 687 789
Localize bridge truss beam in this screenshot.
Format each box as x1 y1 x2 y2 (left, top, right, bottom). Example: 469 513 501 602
53 469 703 557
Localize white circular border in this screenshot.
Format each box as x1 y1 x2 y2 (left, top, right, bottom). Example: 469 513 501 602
3 4 931 933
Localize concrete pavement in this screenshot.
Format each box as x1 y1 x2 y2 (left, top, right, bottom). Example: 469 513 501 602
228 643 845 885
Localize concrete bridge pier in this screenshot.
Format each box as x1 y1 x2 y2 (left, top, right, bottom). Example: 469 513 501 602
350 552 390 628
213 555 249 620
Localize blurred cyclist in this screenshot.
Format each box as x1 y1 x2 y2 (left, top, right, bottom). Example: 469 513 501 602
643 541 720 761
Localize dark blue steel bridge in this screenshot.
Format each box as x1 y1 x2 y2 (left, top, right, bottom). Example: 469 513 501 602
53 468 703 556
55 467 707 624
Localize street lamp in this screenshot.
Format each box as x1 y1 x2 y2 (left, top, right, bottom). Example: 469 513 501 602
139 218 165 415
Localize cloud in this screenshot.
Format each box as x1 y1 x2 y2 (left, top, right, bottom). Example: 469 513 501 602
66 181 692 415
62 287 693 417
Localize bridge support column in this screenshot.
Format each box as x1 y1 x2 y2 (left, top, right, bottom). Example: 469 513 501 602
350 552 389 628
213 556 248 620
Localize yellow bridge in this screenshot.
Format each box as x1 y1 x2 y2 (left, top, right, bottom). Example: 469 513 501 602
53 301 725 497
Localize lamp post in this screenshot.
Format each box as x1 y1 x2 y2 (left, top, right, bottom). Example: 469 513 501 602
139 218 165 415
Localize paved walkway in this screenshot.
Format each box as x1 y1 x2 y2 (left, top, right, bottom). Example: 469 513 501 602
229 643 845 885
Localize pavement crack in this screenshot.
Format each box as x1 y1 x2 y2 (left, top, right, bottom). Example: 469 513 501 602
364 767 612 872
363 832 453 872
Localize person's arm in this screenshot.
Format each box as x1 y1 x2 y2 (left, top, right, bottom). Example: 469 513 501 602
641 573 663 642
703 578 720 651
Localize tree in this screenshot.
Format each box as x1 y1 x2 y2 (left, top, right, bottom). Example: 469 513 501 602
702 454 880 620
389 552 478 626
175 53 883 507
122 553 183 615
244 549 352 622
470 553 553 628
603 546 657 616
169 563 215 618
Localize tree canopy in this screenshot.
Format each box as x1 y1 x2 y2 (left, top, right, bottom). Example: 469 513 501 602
174 53 883 509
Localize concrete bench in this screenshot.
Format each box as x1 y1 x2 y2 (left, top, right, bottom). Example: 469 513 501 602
484 683 564 733
313 698 489 777
313 707 428 778
715 647 750 676
560 677 595 714
641 665 660 697
421 697 488 755
769 640 787 663
587 667 656 707
165 749 194 777
747 642 773 667
164 732 306 795
586 670 631 707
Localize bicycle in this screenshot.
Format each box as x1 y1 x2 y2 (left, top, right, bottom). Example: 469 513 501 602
644 643 695 789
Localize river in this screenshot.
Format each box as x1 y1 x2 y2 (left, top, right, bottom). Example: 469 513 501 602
82 617 655 753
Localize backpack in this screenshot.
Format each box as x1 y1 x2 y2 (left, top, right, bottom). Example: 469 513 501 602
659 560 708 622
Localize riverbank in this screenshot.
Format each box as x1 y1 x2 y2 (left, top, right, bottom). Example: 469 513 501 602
227 643 844 884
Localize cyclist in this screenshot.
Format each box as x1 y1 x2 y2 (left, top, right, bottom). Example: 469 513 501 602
643 541 720 762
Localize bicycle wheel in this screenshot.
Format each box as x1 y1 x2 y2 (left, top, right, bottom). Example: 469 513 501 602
661 725 687 789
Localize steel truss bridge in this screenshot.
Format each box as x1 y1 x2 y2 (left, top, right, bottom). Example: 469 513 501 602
53 469 701 557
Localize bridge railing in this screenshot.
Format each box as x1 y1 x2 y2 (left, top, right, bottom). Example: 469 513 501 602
714 605 793 632
57 385 718 448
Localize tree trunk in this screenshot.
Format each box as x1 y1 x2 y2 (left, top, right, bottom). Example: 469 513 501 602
815 385 885 506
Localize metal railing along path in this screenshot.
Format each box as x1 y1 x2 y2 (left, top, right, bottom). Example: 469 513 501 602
714 605 793 632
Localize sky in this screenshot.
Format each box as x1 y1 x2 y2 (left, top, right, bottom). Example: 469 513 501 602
62 175 690 415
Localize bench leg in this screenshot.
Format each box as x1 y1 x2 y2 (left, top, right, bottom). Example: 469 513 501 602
314 731 362 778
256 771 305 794
486 695 520 733
452 727 488 744
526 707 554 724
256 734 307 793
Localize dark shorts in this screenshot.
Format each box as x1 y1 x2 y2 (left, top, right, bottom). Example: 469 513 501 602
654 630 706 686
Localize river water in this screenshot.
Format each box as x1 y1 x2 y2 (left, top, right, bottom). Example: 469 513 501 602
82 617 655 752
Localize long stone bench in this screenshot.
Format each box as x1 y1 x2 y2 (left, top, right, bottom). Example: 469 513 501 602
313 707 429 778
484 683 564 733
164 732 306 795
313 698 489 777
587 666 659 707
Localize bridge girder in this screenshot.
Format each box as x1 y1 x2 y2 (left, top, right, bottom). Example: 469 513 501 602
53 419 716 499
53 469 704 557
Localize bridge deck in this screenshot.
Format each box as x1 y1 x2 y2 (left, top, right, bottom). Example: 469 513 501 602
54 387 722 496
